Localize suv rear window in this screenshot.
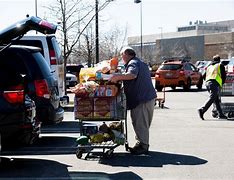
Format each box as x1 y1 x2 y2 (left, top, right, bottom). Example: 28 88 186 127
0 55 24 88
0 47 51 81
160 64 182 70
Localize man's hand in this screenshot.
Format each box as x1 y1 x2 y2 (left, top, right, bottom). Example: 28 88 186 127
109 74 120 83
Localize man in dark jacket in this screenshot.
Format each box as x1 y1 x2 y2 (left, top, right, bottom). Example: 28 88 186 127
110 46 156 155
198 55 227 120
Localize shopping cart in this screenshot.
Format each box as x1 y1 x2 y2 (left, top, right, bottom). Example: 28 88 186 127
220 73 234 119
74 90 128 159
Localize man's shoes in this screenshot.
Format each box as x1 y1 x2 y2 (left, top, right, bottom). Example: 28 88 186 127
218 115 227 119
129 143 149 155
198 109 204 120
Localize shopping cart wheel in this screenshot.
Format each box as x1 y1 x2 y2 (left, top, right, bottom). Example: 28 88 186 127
76 149 83 159
105 149 114 158
158 101 161 107
160 103 164 109
228 112 234 119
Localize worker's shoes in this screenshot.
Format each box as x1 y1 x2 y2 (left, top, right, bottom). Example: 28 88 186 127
129 143 149 155
198 109 204 120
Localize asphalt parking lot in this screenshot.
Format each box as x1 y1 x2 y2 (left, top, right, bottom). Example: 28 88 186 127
1 86 234 180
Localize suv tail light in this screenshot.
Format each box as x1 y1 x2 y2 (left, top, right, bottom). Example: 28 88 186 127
3 90 24 104
34 79 50 99
49 50 57 65
155 72 160 78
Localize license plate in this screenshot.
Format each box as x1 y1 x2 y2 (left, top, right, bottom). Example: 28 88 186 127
165 72 172 78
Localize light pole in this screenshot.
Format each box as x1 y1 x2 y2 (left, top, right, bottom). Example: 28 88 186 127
35 0 37 17
158 27 163 39
134 0 142 59
95 0 99 64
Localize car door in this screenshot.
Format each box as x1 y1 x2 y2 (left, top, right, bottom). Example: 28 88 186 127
188 63 201 84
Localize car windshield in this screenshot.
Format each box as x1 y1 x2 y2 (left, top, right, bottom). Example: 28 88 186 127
160 64 182 70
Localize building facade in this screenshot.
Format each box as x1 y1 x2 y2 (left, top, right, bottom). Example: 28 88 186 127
128 20 234 64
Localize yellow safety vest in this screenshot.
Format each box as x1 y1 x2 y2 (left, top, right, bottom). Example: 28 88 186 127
205 63 222 87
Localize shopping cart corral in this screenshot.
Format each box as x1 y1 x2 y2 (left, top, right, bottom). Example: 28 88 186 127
74 89 128 159
220 73 234 119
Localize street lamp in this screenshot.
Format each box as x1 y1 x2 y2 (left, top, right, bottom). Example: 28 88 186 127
35 0 37 17
95 0 99 64
158 27 163 39
134 0 142 59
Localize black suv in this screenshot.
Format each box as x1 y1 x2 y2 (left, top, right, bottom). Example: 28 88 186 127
0 16 63 131
0 66 39 146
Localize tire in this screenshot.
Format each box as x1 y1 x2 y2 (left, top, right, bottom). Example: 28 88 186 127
197 77 203 90
160 103 164 108
156 86 163 92
76 149 83 159
183 78 191 91
171 86 176 90
105 149 114 158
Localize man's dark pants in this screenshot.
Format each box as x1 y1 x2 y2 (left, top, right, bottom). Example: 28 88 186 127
201 80 223 116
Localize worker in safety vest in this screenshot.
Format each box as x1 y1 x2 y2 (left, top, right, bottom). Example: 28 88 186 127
198 54 226 120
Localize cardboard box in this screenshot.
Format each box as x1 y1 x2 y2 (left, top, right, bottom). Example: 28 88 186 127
75 111 93 119
74 97 93 119
93 97 116 118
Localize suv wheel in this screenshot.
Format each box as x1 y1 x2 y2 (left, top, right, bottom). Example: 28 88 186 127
183 78 191 91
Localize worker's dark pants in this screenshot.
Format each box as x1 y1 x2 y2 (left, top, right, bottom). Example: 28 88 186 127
201 80 224 116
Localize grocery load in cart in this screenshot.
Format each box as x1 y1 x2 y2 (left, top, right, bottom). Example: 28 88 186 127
220 73 234 119
70 58 129 159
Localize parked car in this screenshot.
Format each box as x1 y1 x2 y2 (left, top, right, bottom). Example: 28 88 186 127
0 69 40 146
66 72 78 88
221 58 231 72
0 45 64 125
155 59 203 91
227 57 234 74
11 34 69 106
66 64 84 83
0 16 64 125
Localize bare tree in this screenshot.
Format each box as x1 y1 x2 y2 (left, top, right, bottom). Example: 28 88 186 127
45 0 115 64
99 25 127 60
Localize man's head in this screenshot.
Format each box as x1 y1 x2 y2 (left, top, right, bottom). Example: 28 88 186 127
213 54 221 62
120 46 136 64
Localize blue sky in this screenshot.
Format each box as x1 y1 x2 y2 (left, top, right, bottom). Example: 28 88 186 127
0 0 234 37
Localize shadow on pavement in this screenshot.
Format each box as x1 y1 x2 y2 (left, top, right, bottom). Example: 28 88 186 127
99 151 208 167
165 88 207 93
1 136 77 155
0 157 142 180
41 121 80 133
